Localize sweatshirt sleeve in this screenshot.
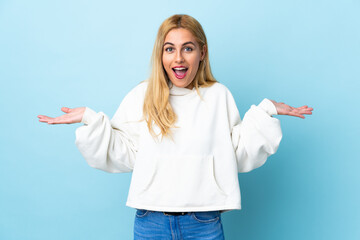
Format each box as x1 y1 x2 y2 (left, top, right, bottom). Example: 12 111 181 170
74 84 144 173
228 93 282 173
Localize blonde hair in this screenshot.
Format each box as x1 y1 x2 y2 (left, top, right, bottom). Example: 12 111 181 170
143 14 217 139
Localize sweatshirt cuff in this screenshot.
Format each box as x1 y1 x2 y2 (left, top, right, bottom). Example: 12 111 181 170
258 98 278 116
81 107 98 125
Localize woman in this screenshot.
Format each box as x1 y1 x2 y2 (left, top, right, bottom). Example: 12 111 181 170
38 14 313 240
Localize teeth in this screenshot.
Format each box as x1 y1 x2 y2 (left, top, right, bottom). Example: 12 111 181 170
173 67 187 70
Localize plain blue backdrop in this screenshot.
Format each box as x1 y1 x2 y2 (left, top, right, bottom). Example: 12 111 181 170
1 0 359 239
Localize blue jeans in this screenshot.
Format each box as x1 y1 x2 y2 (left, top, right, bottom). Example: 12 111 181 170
134 209 225 240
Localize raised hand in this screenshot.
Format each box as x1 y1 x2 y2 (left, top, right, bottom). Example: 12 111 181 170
269 100 313 119
38 107 86 124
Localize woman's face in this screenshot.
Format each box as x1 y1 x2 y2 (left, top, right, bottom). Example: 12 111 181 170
162 28 206 89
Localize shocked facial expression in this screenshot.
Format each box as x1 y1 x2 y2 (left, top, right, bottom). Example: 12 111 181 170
162 28 206 89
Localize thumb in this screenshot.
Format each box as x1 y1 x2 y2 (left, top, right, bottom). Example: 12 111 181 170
61 107 72 113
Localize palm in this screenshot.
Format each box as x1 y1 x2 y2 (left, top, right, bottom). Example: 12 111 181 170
38 107 86 124
269 100 313 119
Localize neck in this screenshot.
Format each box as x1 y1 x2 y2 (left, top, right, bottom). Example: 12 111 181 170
185 80 195 89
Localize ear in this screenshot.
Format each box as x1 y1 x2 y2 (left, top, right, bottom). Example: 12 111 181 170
200 45 207 61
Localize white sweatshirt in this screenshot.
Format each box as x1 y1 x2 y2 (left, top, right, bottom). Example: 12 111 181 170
75 81 282 213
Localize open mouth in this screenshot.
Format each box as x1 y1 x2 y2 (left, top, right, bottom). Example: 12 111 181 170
172 67 188 79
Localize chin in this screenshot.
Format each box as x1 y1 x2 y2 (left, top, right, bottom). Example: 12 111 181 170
171 80 191 88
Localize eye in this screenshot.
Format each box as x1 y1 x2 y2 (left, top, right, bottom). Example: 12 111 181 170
165 47 174 52
184 47 193 52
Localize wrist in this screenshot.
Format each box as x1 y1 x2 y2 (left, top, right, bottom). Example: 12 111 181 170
258 98 278 116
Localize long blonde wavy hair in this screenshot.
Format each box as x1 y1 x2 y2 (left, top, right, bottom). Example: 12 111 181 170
143 14 217 139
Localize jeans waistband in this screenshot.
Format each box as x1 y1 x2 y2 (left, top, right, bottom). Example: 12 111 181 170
163 212 190 216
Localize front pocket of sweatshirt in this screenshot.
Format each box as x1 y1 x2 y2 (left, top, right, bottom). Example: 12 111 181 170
137 155 227 207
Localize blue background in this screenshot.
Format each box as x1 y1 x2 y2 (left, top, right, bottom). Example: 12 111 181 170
1 0 359 239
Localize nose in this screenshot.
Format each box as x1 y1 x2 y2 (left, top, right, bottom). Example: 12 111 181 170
175 50 184 63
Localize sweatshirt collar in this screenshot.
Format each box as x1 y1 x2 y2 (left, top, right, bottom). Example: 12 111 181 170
168 82 196 96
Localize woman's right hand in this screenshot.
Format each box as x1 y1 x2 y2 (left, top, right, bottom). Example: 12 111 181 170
38 107 86 124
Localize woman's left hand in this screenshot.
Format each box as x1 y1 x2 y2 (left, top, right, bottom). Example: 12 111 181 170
269 100 313 119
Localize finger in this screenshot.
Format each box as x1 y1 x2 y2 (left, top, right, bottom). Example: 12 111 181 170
290 112 305 119
38 114 71 124
48 115 74 124
38 115 52 120
38 115 54 121
48 119 65 124
39 118 50 123
43 114 64 124
61 107 72 113
302 106 313 111
294 107 313 112
48 117 66 124
297 108 313 114
298 105 308 109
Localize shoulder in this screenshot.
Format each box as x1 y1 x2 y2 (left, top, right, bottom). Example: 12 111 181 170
112 81 148 120
202 82 239 110
125 80 148 99
202 82 233 97
119 81 148 105
117 81 148 110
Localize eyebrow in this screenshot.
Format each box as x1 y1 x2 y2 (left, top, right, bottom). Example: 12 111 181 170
163 41 196 47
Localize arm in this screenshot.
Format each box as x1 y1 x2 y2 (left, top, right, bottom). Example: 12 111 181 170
38 84 145 173
229 92 313 173
231 98 283 173
74 106 138 173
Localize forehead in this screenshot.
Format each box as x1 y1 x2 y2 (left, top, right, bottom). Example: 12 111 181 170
164 28 197 44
